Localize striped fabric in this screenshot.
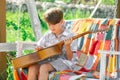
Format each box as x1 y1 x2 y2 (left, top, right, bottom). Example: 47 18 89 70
13 18 120 80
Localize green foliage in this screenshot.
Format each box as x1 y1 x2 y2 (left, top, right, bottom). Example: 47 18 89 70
6 20 18 30
6 12 35 42
102 0 115 5
23 50 35 55
64 9 74 20
62 0 72 4
64 9 90 20
7 52 16 80
7 64 13 80
40 0 55 2
19 13 36 41
38 13 48 30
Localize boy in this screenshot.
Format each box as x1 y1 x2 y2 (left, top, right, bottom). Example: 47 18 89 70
28 7 77 80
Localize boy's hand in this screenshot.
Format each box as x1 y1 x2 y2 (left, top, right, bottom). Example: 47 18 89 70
35 47 43 51
64 37 73 46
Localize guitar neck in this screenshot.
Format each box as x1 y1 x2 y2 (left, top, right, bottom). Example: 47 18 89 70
57 28 109 49
72 31 91 40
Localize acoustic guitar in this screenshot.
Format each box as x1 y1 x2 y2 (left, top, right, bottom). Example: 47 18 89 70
12 28 109 69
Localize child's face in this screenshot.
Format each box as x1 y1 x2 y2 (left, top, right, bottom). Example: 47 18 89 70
47 20 64 34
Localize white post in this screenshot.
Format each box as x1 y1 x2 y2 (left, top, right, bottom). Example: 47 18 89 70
25 0 42 41
100 53 106 80
99 50 120 80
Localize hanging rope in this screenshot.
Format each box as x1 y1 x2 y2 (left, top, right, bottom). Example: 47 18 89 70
89 0 102 18
16 3 23 57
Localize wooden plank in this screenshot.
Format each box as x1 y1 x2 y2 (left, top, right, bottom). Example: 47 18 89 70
0 0 7 79
0 42 37 52
116 0 120 18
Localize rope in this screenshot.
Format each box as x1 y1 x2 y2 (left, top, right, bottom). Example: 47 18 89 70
89 0 102 18
16 4 23 57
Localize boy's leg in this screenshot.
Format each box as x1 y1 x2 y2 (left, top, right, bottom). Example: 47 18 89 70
39 63 55 80
28 64 40 80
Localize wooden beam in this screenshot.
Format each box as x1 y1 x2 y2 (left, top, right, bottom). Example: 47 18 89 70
0 0 7 79
0 42 36 52
116 0 120 18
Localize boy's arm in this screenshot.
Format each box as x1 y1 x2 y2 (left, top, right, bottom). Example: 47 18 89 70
64 38 73 60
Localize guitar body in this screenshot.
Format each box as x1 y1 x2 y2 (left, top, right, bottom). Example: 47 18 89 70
12 45 62 69
12 52 40 69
